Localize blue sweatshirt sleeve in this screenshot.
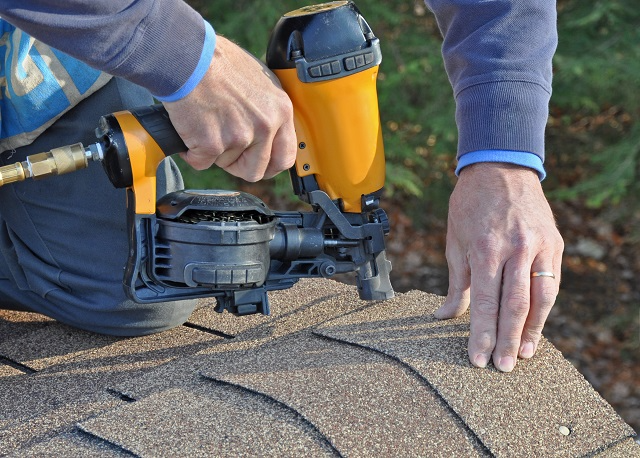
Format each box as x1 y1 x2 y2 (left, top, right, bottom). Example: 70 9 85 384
423 0 557 172
0 0 215 100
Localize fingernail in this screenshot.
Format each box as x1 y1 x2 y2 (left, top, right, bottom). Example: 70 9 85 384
496 356 515 372
520 342 535 359
473 353 490 368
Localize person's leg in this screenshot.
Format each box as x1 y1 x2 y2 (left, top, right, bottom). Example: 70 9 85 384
0 78 197 336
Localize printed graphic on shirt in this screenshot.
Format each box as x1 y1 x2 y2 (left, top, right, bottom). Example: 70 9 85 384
0 21 111 152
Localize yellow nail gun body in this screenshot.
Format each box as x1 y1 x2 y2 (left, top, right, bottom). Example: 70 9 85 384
0 1 394 315
268 2 386 213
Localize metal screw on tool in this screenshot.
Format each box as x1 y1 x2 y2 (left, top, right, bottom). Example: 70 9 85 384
299 142 306 149
303 164 310 171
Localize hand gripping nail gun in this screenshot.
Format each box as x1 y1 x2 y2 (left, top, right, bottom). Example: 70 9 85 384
0 1 393 315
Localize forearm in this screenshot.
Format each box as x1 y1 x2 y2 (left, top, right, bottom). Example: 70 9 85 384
0 0 214 99
424 0 557 167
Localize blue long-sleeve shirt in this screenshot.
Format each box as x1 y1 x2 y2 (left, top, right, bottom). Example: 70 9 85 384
424 0 557 177
1 0 557 175
0 1 215 151
0 0 214 100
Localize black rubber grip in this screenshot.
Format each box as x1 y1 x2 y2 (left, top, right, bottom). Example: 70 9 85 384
130 104 187 156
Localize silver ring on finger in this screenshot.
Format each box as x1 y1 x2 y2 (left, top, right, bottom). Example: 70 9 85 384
531 271 555 279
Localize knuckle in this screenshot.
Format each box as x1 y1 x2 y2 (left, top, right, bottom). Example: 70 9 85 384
474 234 501 257
273 148 297 171
473 293 500 318
524 322 545 338
502 290 530 319
279 94 294 117
552 230 565 250
243 172 263 183
538 229 564 257
470 330 495 354
510 235 533 257
185 150 216 171
254 117 273 136
235 156 265 183
471 235 503 270
284 155 296 170
231 129 254 149
444 244 459 265
539 285 558 305
190 161 210 171
260 100 290 135
448 282 468 297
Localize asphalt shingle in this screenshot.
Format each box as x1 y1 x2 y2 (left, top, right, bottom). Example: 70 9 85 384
78 385 338 457
201 333 487 456
0 319 221 453
315 289 637 457
0 278 638 456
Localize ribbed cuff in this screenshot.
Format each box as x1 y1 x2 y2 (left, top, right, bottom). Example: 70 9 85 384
154 21 216 102
455 150 546 181
455 81 550 162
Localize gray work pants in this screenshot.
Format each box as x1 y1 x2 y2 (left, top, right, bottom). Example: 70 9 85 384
0 78 197 336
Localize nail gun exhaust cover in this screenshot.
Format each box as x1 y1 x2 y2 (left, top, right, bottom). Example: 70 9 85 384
266 1 375 70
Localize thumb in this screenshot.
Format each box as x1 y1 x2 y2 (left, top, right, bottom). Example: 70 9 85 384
435 243 471 319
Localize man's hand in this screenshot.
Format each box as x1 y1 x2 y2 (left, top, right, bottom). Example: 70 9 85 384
436 163 564 372
163 36 297 182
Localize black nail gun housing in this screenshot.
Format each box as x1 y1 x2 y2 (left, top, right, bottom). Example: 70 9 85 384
153 191 276 291
124 188 393 316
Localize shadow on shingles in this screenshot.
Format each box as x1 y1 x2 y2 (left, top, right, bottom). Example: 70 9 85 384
0 319 223 418
0 318 53 346
0 321 120 359
0 340 224 447
50 340 219 374
190 293 374 342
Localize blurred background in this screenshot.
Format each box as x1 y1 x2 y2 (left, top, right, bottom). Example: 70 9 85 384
185 0 639 432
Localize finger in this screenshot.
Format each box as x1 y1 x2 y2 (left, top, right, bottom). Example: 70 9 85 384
467 254 502 369
435 241 471 319
179 135 229 170
221 142 271 182
262 122 297 180
519 255 561 359
492 256 531 372
180 150 215 171
180 144 238 171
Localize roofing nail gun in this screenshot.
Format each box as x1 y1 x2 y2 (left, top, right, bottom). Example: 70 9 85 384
0 1 394 315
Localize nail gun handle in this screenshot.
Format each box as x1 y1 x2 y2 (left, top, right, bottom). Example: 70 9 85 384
98 104 186 215
127 105 187 156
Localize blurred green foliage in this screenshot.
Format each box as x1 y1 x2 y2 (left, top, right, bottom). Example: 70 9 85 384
183 0 640 223
550 0 640 210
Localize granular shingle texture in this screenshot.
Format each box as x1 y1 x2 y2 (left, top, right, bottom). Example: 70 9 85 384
78 386 338 457
0 278 638 457
315 290 637 457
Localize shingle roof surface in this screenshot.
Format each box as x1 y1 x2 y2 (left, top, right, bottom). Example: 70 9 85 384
0 278 637 457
